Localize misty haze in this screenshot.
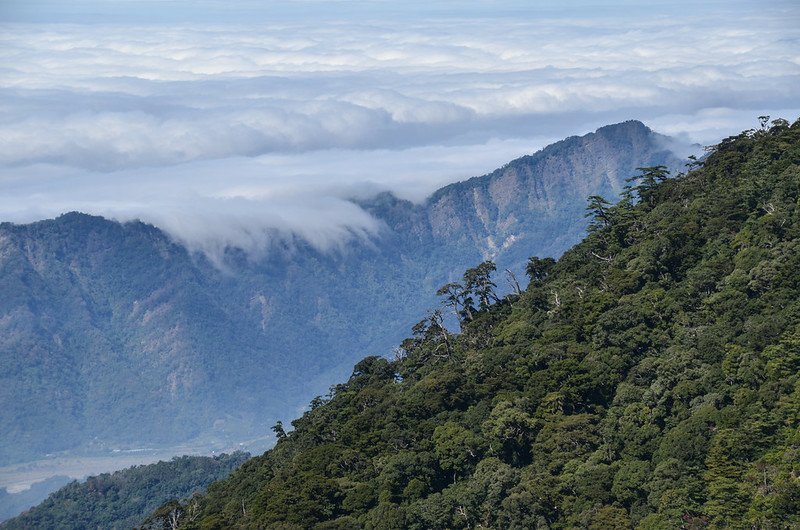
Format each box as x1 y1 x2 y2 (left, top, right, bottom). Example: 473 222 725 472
1 0 799 528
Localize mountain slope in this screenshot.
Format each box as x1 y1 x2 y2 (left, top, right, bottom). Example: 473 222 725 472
0 477 72 524
0 215 284 461
0 453 248 530
161 118 800 529
364 119 680 267
0 121 683 465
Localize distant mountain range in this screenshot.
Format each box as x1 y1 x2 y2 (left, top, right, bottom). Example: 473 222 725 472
0 120 684 465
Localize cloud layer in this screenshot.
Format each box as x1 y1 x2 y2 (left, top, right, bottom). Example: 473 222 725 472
0 2 798 255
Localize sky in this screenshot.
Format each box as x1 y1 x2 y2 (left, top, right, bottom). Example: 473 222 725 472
0 0 798 256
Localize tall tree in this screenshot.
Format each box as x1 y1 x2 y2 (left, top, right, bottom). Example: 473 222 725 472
626 165 670 207
436 282 473 325
585 195 613 231
463 261 498 311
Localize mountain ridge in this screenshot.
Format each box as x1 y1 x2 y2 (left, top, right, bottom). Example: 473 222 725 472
361 119 679 263
0 120 684 466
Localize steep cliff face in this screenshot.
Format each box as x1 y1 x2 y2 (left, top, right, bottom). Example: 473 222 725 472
423 121 677 257
365 120 682 267
0 121 686 464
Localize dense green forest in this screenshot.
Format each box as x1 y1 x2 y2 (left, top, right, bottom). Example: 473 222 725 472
149 118 800 530
1 453 248 530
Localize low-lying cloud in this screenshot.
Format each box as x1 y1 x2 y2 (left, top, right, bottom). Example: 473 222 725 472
0 139 542 258
0 1 798 257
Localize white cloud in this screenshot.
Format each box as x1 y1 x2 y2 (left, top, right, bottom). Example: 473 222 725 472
0 3 797 254
0 138 547 259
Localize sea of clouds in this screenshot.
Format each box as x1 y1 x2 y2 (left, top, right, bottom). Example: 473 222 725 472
0 1 798 256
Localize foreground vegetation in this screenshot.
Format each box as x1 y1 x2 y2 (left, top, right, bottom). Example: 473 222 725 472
156 118 799 529
149 119 800 529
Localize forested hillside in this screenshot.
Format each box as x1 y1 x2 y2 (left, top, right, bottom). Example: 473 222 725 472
0 121 680 465
160 118 800 529
0 453 248 530
0 477 71 524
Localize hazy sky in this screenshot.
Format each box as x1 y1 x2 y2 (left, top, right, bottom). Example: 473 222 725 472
1 0 798 256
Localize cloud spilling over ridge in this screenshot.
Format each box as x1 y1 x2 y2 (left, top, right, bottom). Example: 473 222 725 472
0 3 798 256
0 139 545 259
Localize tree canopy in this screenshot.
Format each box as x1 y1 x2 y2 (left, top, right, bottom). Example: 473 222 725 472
151 118 800 529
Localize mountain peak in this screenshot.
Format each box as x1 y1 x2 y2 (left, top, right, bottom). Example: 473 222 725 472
595 119 649 134
398 120 683 260
590 119 654 143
